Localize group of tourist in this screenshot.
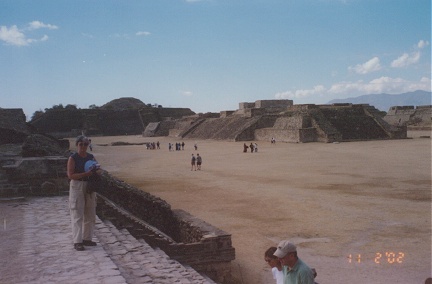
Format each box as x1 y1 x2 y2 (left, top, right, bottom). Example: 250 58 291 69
243 142 258 153
265 240 317 284
191 153 202 171
146 141 160 150
169 141 185 151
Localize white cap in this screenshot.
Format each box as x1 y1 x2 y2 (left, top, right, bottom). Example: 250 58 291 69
273 240 297 258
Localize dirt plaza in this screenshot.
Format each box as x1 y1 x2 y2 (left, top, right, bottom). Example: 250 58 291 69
91 132 431 284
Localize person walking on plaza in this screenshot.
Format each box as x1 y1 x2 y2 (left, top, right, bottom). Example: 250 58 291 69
265 246 284 284
191 154 196 171
88 138 93 151
243 143 248 152
196 153 202 170
274 240 315 284
67 135 99 251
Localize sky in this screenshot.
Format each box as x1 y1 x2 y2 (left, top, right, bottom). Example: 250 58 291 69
0 0 430 120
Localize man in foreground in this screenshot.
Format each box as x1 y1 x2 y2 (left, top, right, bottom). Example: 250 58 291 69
274 240 315 284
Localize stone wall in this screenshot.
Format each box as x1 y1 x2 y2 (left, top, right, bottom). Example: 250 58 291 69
254 128 302 142
0 156 69 197
243 108 266 118
384 105 432 127
220 111 235 118
239 100 293 110
238 102 255 110
255 115 318 143
255 99 293 108
96 172 235 283
142 122 160 137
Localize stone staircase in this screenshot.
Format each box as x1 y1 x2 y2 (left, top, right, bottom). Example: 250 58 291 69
95 218 216 284
183 116 262 141
319 107 388 140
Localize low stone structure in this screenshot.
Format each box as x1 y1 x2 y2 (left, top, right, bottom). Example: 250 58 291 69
0 155 69 197
384 105 431 129
96 171 235 283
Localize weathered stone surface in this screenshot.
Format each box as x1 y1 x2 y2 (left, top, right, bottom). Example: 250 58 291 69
21 134 69 157
40 181 58 195
1 156 68 197
384 105 432 128
0 108 30 145
96 172 235 282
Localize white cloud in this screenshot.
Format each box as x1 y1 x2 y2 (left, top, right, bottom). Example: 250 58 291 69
181 91 193 96
27 21 58 30
329 76 430 94
0 21 57 46
391 51 420 68
417 40 429 49
275 85 326 99
136 31 151 36
0 25 29 46
275 77 431 101
348 57 381 74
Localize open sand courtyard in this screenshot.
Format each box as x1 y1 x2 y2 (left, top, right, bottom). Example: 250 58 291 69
91 133 431 284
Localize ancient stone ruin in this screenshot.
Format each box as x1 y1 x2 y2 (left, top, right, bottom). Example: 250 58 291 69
29 97 195 137
145 100 408 142
384 105 432 130
26 97 418 143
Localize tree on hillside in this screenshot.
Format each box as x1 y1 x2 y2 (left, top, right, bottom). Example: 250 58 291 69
31 110 44 121
65 104 78 110
51 104 64 109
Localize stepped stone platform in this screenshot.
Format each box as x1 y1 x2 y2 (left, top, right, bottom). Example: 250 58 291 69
384 105 431 128
147 101 407 143
0 196 215 284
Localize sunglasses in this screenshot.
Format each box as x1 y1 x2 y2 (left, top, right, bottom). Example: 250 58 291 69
78 142 89 146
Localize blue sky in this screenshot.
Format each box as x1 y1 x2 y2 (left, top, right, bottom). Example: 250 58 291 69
0 0 430 120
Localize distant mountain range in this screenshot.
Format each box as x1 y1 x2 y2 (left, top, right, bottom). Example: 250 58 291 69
328 90 431 112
